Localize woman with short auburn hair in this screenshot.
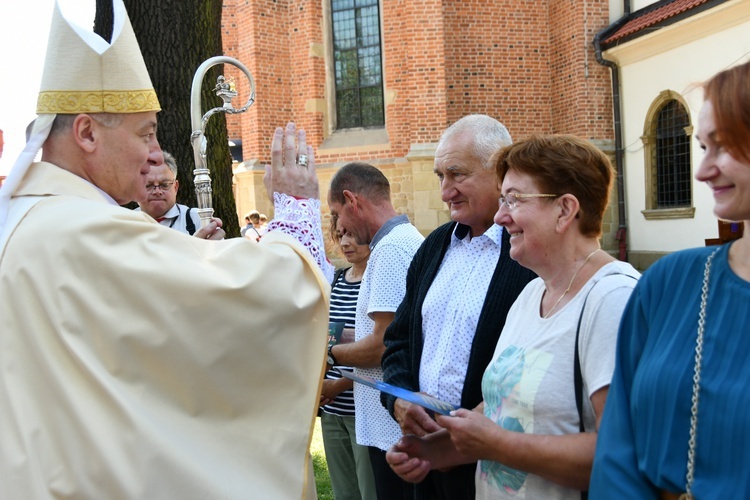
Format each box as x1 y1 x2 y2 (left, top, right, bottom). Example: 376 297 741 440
387 134 640 500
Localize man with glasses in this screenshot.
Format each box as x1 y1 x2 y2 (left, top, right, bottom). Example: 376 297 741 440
136 151 202 235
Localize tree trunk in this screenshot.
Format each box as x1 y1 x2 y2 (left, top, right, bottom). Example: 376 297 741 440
95 0 240 237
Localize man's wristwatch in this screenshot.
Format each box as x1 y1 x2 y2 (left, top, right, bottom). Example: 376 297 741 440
327 344 337 366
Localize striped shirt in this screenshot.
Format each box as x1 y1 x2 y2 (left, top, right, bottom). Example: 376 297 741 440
322 268 360 417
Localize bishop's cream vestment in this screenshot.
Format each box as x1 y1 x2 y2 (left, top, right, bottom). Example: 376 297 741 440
0 161 329 499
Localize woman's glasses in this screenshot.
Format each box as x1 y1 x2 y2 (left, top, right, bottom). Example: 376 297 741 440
498 192 558 211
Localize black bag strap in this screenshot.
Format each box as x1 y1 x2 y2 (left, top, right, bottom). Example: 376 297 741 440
574 273 638 428
331 267 347 286
186 208 196 235
574 272 637 499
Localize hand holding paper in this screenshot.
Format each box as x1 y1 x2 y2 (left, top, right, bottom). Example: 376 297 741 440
340 371 458 416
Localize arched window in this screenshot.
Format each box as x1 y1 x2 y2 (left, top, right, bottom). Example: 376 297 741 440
641 91 695 219
655 100 691 207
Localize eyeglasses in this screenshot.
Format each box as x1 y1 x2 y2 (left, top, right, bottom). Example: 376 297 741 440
498 192 558 211
145 180 175 192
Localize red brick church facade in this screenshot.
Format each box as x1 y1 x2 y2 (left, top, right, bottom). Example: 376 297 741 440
220 0 616 242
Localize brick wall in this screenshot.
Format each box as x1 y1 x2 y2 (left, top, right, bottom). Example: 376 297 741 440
222 0 617 247
222 0 613 155
549 0 613 139
222 1 242 141
445 0 553 139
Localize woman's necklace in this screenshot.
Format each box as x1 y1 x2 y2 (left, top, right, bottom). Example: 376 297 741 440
543 248 601 319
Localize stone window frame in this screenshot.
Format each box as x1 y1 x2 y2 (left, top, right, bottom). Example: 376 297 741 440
320 0 389 151
640 90 695 220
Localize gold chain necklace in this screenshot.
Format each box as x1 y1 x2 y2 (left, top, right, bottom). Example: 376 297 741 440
543 248 601 319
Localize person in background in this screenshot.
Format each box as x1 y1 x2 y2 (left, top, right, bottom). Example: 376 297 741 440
260 213 268 230
381 114 536 500
241 210 263 241
0 1 331 497
136 150 202 235
590 60 750 499
319 216 376 500
241 215 252 235
327 162 424 500
387 134 639 500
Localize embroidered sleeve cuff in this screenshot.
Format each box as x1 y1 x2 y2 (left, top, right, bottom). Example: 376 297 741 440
268 192 334 282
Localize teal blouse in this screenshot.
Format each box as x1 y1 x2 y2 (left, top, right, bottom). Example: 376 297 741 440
591 243 750 498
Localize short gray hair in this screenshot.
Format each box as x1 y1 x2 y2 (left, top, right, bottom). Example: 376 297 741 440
49 113 124 137
437 114 512 169
161 151 178 177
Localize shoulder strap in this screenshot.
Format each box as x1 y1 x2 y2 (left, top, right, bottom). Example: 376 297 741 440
332 267 347 286
574 271 635 499
574 272 638 431
574 291 593 434
185 208 196 235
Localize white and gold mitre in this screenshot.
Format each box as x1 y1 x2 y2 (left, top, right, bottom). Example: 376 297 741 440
36 0 160 114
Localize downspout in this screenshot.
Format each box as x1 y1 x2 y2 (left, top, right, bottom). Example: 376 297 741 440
593 3 631 261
